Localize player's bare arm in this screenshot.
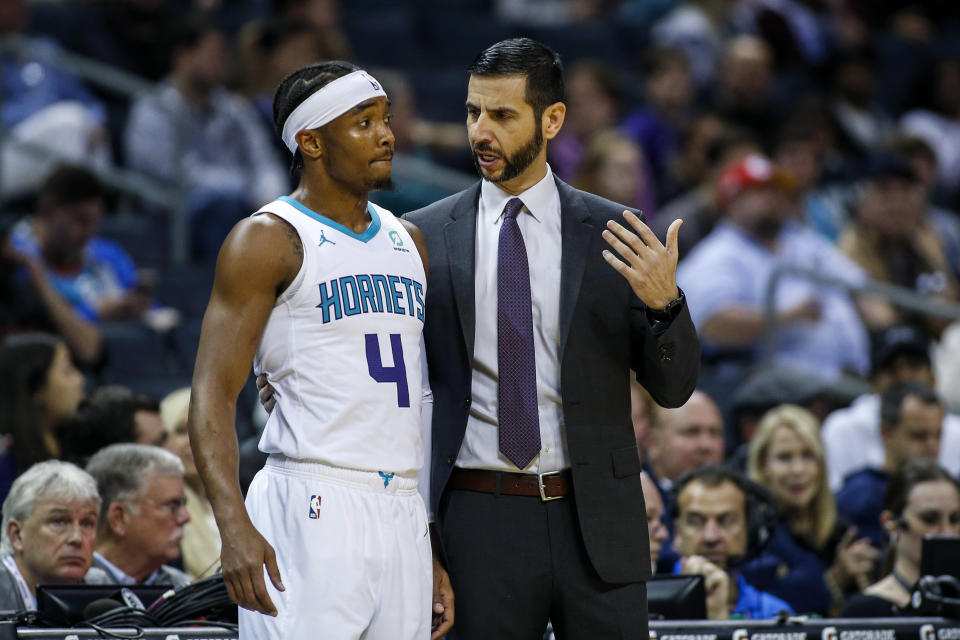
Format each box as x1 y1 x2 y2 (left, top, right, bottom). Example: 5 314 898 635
189 213 302 617
400 217 454 638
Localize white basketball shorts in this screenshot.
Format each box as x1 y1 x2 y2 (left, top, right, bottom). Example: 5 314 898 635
239 455 433 639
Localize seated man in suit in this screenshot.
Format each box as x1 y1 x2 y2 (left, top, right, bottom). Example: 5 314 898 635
0 460 107 611
672 465 793 619
85 444 190 587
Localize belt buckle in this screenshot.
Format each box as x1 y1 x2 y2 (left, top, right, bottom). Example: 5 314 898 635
538 470 563 502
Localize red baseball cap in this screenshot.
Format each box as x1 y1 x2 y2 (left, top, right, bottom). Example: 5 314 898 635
715 153 795 208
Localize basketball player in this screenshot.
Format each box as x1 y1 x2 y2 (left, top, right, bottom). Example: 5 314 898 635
188 61 453 639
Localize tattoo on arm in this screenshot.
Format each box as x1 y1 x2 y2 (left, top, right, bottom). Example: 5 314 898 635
279 219 303 260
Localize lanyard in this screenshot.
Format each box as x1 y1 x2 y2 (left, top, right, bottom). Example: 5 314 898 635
2 554 36 611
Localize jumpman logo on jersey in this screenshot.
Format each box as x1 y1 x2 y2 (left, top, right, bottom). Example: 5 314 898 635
318 230 336 248
378 471 394 488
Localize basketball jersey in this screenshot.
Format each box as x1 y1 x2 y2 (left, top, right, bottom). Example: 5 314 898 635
252 196 426 475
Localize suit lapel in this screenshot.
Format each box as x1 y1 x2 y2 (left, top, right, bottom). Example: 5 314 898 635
556 178 593 359
443 183 481 362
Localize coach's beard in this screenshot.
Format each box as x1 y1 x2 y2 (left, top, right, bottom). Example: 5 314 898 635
473 126 544 184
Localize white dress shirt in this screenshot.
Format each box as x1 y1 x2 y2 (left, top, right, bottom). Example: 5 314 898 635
456 166 568 473
822 393 960 491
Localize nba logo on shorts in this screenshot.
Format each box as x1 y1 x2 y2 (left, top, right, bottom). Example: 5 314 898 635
309 495 321 519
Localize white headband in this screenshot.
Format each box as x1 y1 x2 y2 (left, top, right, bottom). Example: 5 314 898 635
281 70 387 153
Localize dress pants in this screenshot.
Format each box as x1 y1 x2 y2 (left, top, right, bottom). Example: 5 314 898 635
439 485 648 640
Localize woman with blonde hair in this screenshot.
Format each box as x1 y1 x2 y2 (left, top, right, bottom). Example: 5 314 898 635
741 404 877 615
160 388 221 579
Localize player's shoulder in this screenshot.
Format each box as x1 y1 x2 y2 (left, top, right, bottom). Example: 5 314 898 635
220 210 303 269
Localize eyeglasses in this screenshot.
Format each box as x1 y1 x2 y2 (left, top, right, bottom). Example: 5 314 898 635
149 496 188 517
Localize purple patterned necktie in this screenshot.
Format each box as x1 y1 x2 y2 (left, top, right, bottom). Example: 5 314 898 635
497 197 541 469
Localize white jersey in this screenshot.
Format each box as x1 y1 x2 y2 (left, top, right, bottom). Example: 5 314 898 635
253 196 426 475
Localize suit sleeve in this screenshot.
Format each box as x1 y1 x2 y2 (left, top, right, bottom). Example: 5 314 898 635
629 287 700 409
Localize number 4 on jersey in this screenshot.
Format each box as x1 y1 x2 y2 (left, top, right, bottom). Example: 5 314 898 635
364 333 410 407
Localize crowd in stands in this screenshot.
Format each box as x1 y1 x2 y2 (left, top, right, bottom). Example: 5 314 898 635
1 0 960 625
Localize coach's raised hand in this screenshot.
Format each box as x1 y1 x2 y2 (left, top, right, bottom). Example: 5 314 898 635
602 212 682 311
221 516 285 616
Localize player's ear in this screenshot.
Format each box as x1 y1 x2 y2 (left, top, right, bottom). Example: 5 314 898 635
296 129 323 160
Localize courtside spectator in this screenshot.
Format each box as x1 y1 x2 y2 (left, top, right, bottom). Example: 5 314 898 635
85 444 190 587
0 333 85 503
822 325 960 490
60 386 166 465
0 461 106 610
8 166 149 322
672 465 793 619
836 383 946 549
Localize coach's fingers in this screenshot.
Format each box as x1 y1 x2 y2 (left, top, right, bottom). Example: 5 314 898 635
256 374 276 413
665 218 683 258
622 211 663 250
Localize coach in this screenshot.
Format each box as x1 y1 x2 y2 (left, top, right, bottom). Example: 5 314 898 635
405 38 699 640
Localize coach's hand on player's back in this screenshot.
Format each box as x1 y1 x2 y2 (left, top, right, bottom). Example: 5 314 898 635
257 374 276 413
221 516 285 616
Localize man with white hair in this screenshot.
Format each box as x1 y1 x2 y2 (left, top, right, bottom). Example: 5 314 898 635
85 443 190 587
0 460 106 610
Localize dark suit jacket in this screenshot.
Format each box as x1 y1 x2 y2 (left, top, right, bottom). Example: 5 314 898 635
405 177 700 585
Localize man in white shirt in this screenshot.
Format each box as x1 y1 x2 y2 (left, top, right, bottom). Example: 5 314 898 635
406 37 699 640
823 325 960 491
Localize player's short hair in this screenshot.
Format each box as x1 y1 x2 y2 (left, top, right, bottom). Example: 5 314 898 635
272 61 360 174
468 38 564 121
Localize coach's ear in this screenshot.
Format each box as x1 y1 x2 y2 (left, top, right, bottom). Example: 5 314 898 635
296 129 324 160
542 102 565 141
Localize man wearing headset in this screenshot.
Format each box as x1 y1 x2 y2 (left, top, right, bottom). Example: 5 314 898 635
672 465 793 619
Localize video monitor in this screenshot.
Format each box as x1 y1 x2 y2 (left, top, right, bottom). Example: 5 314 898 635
36 584 169 625
647 574 707 620
921 535 960 581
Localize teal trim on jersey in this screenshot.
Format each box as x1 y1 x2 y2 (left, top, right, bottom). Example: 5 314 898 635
278 195 382 243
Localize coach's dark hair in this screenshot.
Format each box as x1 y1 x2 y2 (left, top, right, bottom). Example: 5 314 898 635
272 61 360 174
880 382 941 432
468 38 564 120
